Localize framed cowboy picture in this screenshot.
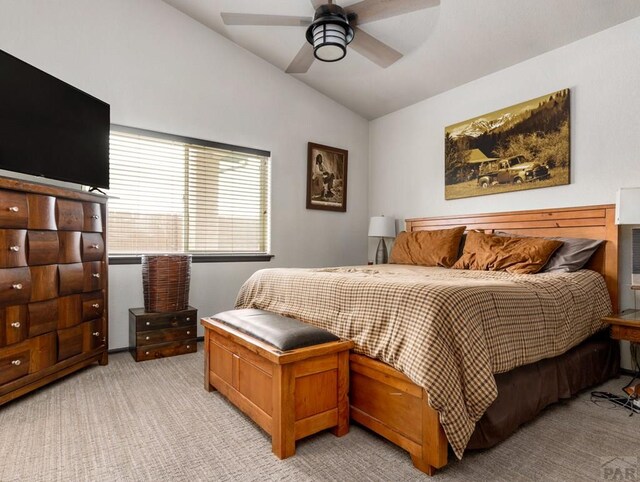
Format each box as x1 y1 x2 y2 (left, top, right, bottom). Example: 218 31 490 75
306 142 348 212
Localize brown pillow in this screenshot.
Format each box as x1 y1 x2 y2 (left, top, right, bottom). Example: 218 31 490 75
389 226 466 268
451 230 563 274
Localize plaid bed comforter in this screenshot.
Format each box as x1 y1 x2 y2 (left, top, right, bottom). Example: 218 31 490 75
235 265 612 458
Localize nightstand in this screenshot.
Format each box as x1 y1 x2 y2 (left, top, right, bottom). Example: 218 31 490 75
129 307 197 361
602 310 640 343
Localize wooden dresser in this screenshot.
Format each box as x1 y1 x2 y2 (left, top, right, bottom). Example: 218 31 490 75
0 177 108 406
129 307 197 361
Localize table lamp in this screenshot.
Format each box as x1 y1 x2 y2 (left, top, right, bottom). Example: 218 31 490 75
616 187 640 288
368 216 396 264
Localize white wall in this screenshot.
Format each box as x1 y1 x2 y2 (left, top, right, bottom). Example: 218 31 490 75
0 0 369 349
369 16 640 369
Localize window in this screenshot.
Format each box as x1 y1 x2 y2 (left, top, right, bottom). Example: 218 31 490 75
108 126 271 261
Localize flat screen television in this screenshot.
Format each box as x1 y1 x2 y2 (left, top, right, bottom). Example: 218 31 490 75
0 49 110 189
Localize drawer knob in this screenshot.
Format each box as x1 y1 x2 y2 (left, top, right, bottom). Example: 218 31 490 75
91 215 99 219
12 283 22 290
9 245 20 252
186 317 191 322
187 345 191 349
11 359 21 366
92 303 100 309
93 331 100 336
90 244 100 249
145 336 150 340
145 351 150 355
8 206 19 212
10 321 20 328
145 321 150 326
92 273 101 278
186 331 191 335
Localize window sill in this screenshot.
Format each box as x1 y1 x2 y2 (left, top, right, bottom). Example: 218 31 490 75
108 254 274 265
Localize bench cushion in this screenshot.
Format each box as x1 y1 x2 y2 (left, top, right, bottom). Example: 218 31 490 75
212 309 340 351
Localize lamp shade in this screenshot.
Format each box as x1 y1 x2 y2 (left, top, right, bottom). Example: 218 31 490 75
616 188 640 224
368 216 396 238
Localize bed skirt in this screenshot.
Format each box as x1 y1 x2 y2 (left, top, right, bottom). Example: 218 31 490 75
467 329 620 449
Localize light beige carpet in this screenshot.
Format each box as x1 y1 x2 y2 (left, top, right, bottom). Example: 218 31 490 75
0 345 637 481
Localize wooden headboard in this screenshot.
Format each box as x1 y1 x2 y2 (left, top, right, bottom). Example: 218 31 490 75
406 204 619 311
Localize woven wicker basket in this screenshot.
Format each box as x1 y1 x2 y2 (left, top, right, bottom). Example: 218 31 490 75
142 254 192 313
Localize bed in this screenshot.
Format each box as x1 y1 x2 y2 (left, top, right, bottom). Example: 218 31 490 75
235 204 619 475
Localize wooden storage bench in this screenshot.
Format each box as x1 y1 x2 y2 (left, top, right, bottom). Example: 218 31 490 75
202 309 354 459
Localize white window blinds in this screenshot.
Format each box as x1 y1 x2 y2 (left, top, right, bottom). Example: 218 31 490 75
108 127 271 257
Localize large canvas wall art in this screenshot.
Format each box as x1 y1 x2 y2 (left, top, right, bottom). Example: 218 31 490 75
444 89 570 200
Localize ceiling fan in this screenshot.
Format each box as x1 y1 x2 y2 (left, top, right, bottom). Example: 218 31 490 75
221 0 440 74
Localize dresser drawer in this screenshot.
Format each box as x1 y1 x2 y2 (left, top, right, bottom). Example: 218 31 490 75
0 305 27 347
58 294 82 329
28 299 59 337
135 309 197 331
0 333 57 384
137 325 195 346
81 233 104 262
83 261 104 292
84 318 106 351
59 263 84 295
27 231 59 265
27 194 56 230
0 191 28 229
57 323 85 361
0 345 30 385
134 339 197 361
56 199 83 231
58 231 81 264
83 203 103 233
30 265 58 302
0 230 27 268
0 267 31 305
82 292 104 321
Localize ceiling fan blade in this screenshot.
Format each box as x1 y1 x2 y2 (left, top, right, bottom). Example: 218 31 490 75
350 27 402 68
285 42 315 74
221 12 312 27
347 0 440 25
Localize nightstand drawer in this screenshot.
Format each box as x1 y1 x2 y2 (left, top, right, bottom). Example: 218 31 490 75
134 339 197 361
137 326 196 346
611 325 640 343
135 310 197 331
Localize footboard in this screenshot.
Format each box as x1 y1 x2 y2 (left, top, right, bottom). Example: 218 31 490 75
349 354 448 475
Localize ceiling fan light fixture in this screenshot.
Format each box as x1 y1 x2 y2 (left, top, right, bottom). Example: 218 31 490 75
305 3 354 63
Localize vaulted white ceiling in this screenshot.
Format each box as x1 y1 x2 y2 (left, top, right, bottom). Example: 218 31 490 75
162 0 640 119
